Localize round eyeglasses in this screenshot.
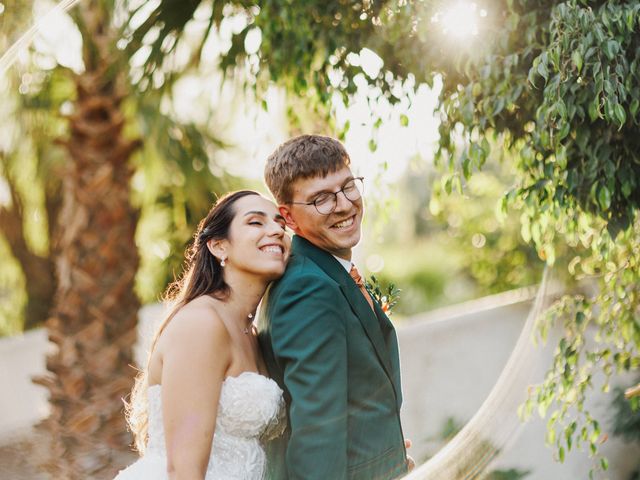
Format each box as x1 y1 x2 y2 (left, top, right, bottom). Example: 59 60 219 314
289 177 364 215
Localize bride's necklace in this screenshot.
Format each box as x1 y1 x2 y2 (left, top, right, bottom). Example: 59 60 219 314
243 313 255 335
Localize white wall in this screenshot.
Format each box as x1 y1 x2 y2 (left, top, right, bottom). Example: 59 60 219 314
0 328 50 438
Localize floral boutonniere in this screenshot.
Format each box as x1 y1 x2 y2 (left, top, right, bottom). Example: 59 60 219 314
365 275 401 315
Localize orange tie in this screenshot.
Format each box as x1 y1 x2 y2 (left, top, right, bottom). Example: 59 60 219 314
349 265 375 312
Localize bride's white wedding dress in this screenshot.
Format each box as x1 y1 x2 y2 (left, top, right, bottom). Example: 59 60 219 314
115 371 286 479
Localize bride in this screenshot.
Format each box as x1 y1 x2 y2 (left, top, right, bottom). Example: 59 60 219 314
115 190 290 479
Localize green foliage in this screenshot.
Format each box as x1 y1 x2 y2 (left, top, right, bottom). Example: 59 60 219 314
429 167 544 295
435 0 640 237
611 383 640 443
129 94 236 302
0 236 26 336
365 274 400 314
610 383 640 479
485 469 531 480
0 0 35 49
369 238 453 315
0 60 70 335
408 0 640 466
128 0 393 103
369 156 544 315
519 223 639 465
438 416 463 443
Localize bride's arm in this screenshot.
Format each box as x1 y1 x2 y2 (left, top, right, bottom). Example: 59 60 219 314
159 307 231 480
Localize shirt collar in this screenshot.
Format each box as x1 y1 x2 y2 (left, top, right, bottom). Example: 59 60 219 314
332 254 353 272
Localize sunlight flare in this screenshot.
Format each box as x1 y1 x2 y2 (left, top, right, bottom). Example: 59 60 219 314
432 1 486 38
0 0 84 78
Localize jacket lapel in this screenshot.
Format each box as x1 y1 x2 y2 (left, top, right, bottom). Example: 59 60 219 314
371 299 403 409
291 236 399 403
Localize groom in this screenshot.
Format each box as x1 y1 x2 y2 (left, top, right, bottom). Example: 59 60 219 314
259 135 408 480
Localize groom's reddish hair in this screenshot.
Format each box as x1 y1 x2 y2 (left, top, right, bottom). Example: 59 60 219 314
265 134 350 204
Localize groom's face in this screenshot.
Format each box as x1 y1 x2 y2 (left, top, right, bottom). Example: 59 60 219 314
281 166 363 260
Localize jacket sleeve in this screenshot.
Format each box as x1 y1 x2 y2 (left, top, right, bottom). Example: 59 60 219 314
269 273 348 480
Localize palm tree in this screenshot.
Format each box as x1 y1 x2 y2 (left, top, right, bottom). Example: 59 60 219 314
34 1 141 477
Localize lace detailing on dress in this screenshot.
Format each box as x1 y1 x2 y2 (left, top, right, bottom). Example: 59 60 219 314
115 372 286 480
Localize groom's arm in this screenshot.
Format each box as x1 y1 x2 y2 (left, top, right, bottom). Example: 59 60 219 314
270 273 348 480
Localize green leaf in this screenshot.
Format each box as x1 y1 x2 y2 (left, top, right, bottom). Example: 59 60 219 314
368 139 377 152
547 428 556 444
588 97 601 121
399 114 409 126
604 40 618 60
528 67 538 87
614 103 627 127
559 446 565 463
598 185 611 210
451 174 462 194
555 99 567 120
443 175 453 195
556 146 567 169
630 98 639 117
537 61 549 82
557 122 570 141
571 50 583 73
627 10 636 31
462 156 471 180
605 99 616 122
481 137 490 157
601 457 609 471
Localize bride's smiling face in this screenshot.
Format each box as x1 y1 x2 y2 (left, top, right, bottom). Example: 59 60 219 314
216 195 290 281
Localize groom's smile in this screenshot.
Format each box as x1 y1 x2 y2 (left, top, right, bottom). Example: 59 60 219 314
331 216 355 229
281 166 363 260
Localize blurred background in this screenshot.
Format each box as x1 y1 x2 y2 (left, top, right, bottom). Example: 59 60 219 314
1 0 638 479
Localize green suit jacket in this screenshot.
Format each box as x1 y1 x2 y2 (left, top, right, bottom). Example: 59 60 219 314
258 235 407 480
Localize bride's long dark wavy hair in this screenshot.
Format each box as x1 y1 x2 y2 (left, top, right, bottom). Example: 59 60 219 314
126 190 261 453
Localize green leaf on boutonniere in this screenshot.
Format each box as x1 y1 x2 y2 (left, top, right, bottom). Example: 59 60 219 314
365 275 401 315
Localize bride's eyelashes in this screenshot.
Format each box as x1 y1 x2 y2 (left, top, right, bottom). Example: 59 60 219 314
248 219 287 231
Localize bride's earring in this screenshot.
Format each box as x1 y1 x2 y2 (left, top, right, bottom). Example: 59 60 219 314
220 257 226 267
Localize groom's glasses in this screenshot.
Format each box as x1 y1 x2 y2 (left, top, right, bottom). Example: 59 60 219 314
290 177 364 215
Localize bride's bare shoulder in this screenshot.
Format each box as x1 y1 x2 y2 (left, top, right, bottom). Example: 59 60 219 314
160 296 230 347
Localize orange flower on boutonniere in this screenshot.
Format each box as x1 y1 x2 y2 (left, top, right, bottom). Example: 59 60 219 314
365 275 401 315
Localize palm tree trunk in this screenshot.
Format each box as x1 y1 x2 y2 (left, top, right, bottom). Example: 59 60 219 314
34 2 142 478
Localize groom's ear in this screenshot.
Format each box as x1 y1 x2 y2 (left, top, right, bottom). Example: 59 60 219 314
279 205 299 232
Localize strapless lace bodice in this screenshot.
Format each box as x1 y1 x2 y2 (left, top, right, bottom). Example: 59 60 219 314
115 372 286 480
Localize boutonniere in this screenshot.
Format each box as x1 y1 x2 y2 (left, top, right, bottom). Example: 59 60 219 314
365 275 401 315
